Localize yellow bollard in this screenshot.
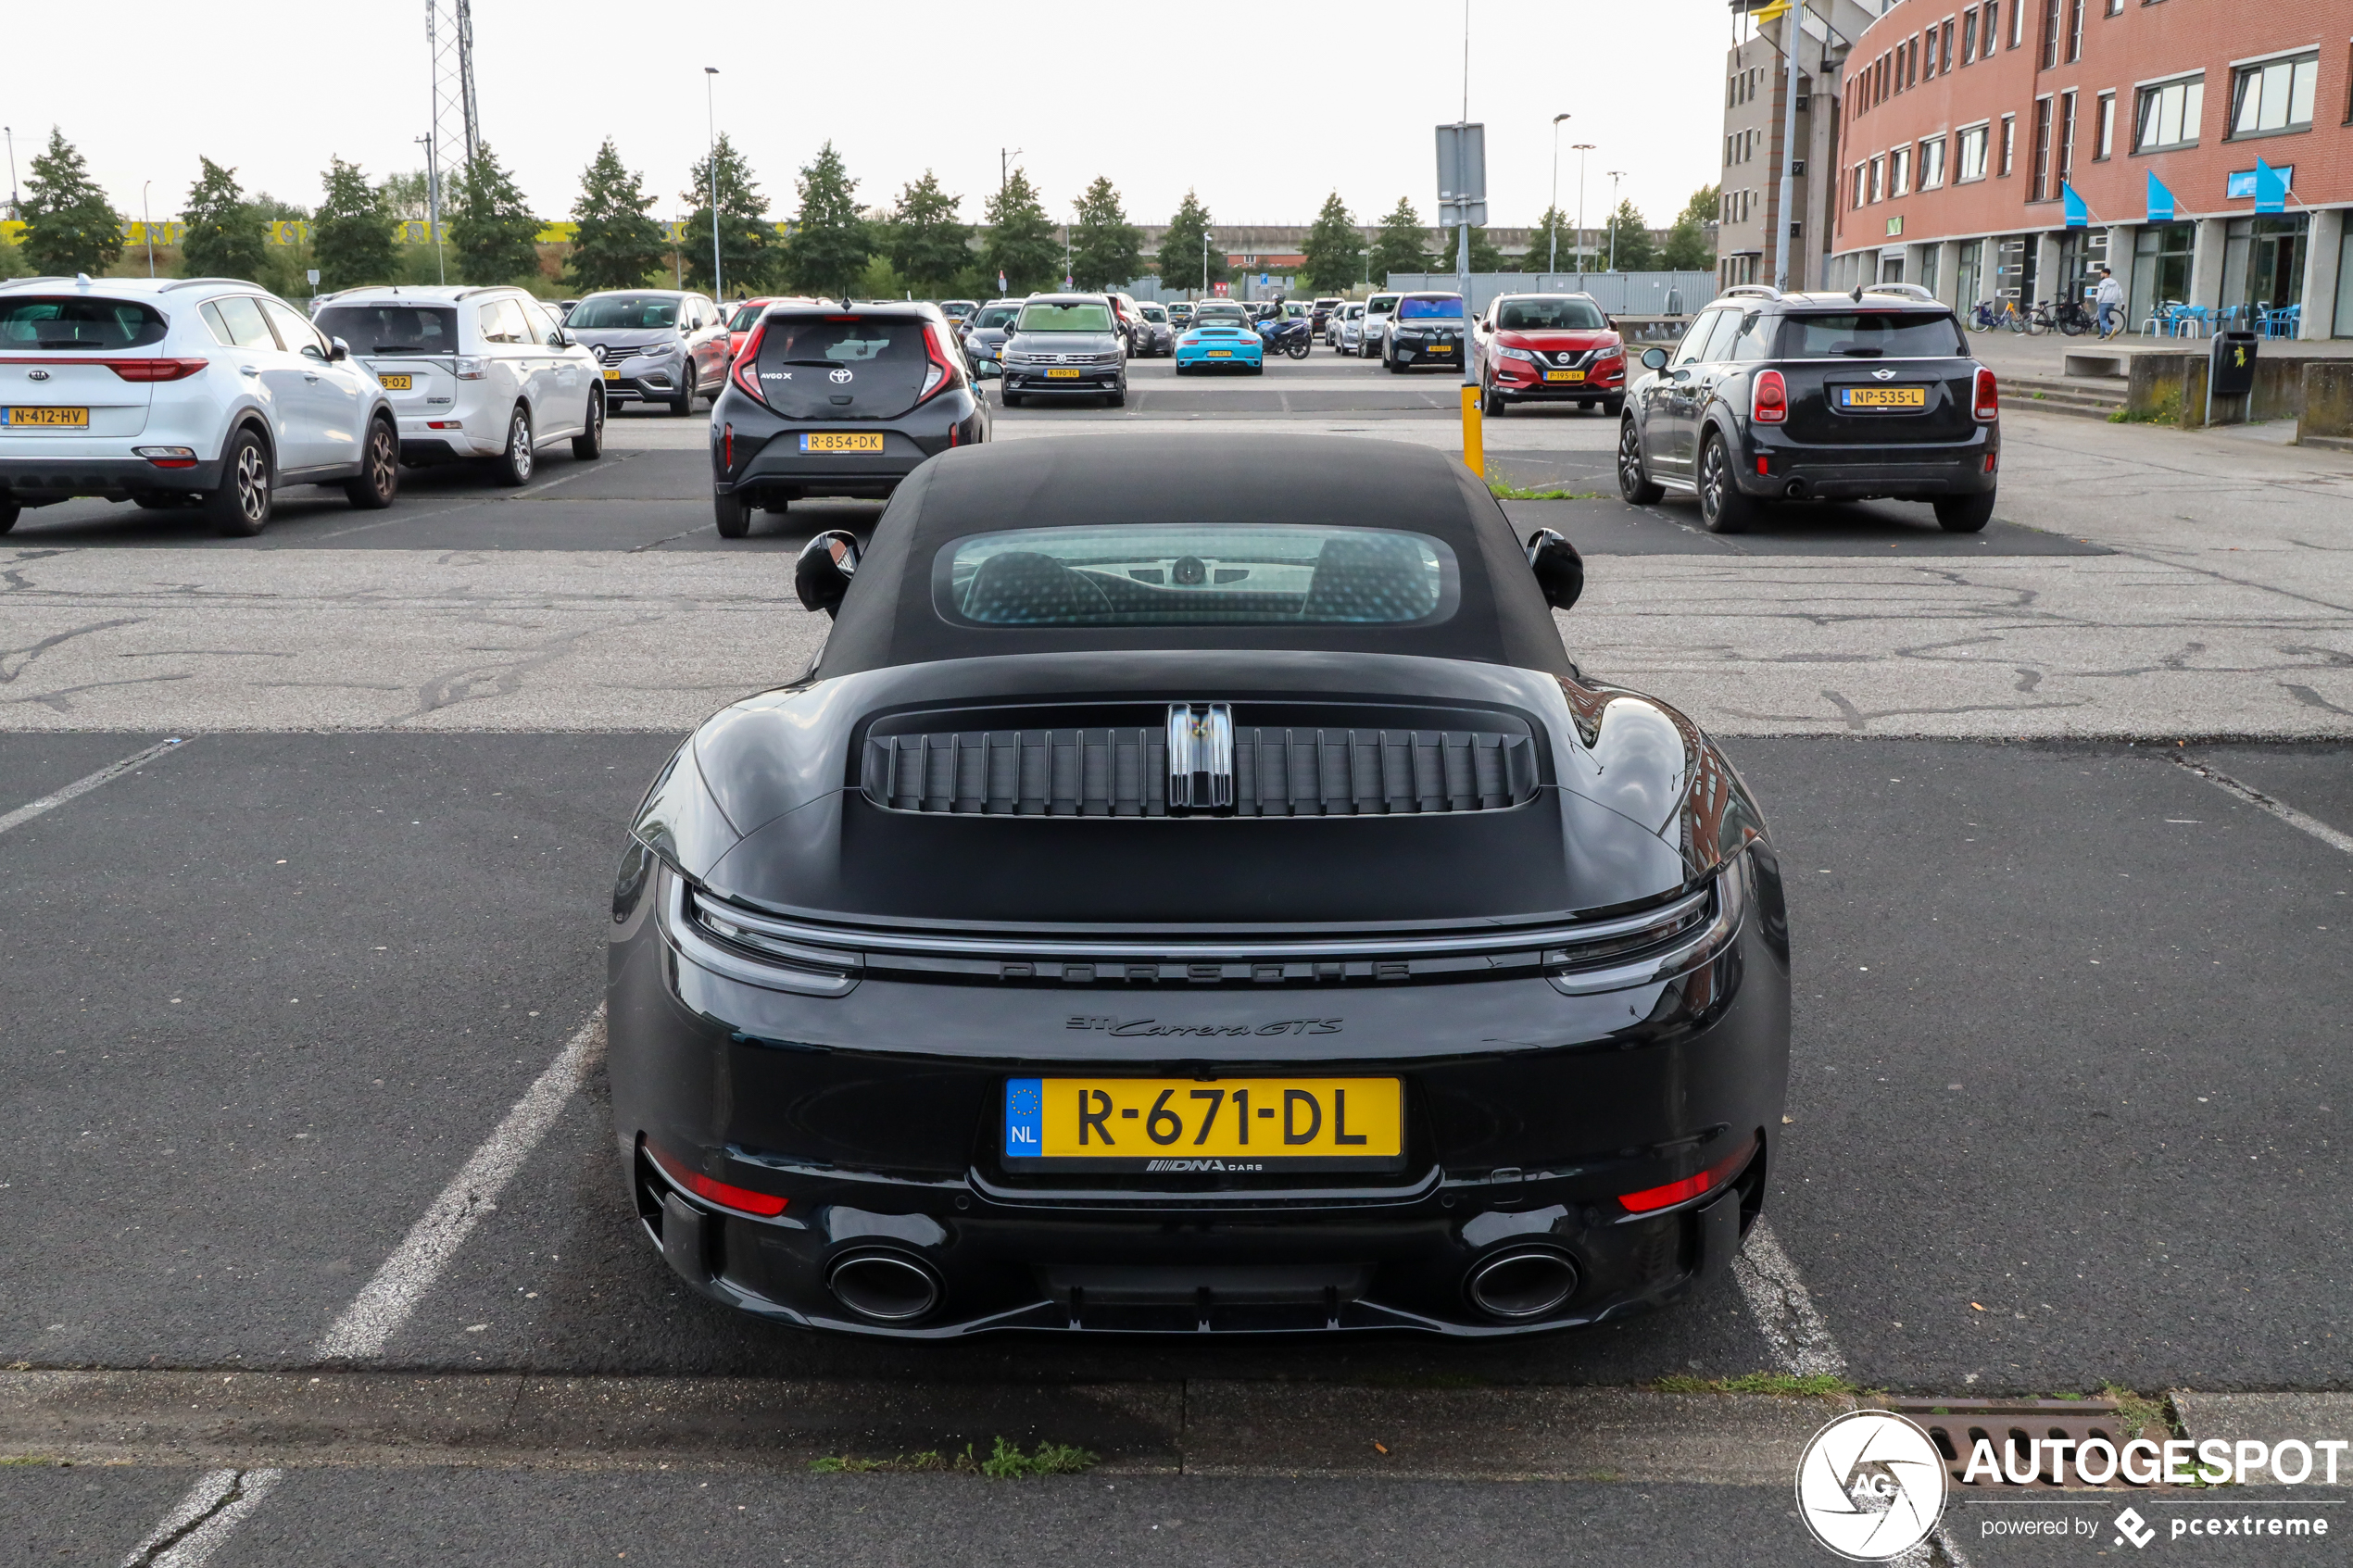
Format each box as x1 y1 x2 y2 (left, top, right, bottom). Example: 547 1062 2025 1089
1460 383 1484 480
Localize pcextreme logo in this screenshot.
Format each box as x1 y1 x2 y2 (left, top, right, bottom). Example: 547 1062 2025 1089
1794 1411 1947 1562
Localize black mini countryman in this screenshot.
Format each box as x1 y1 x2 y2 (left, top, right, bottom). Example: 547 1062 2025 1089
1618 283 2000 534
610 434 1792 1337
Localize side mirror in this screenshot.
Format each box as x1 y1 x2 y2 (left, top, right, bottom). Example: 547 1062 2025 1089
1641 346 1668 370
556 329 574 347
1525 527 1584 613
328 337 351 362
795 529 860 618
975 360 1001 379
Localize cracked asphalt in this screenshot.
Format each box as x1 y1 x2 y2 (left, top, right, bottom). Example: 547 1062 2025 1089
4 359 2350 1563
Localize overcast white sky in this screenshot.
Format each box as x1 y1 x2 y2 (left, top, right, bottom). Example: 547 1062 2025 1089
7 0 1742 234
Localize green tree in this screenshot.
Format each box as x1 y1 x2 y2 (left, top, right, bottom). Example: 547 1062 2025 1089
1151 189 1228 296
1600 198 1657 271
447 144 543 285
683 132 777 297
19 128 123 278
1529 206 1592 273
883 169 970 295
781 140 867 299
567 140 667 293
1437 225 1514 273
179 157 271 282
380 169 434 222
1067 176 1141 292
1365 197 1432 283
1300 192 1365 295
980 169 1059 296
312 157 396 291
1660 185 1718 271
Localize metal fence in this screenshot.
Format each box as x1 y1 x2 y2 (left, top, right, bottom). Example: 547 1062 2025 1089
1382 271 1719 316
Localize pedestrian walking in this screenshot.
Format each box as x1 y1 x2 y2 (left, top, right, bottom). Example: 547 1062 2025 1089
2093 266 2124 339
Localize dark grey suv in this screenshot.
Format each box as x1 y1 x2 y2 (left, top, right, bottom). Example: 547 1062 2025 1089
999 295 1127 408
1617 283 1999 534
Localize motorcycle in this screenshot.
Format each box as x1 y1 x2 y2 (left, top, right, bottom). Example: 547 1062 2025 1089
1259 313 1314 360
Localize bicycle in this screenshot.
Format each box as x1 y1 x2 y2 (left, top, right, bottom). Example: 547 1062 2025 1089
2048 298 2095 337
1968 299 2023 332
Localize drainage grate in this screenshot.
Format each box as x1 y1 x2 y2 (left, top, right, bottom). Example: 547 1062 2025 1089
1885 1399 2159 1490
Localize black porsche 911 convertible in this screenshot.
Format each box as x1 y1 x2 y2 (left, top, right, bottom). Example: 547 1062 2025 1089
608 433 1791 1337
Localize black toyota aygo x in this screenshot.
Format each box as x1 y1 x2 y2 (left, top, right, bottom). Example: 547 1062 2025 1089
1617 282 1999 534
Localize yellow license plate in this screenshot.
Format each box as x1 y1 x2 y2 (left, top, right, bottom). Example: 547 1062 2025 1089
1425 344 1453 351
1840 386 1927 408
376 373 413 391
5 406 88 427
600 368 621 382
1543 370 1585 383
1004 1075 1403 1169
1045 368 1082 379
800 432 883 453
1206 350 1232 358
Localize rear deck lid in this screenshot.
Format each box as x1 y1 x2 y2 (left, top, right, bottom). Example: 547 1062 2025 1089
753 312 933 420
1776 308 1979 445
0 295 164 435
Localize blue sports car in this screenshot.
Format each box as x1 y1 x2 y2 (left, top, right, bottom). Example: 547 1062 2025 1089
1173 300 1265 375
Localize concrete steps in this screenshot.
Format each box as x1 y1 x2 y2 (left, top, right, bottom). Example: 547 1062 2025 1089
2002 372 2127 420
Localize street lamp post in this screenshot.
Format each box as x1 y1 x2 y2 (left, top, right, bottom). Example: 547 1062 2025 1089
1202 230 1209 297
416 133 445 284
1000 147 1021 194
4 127 16 221
1605 170 1627 270
1572 144 1595 273
703 68 722 299
1548 114 1569 278
142 182 154 277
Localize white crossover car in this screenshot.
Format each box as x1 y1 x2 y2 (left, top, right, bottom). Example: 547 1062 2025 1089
311 285 604 483
0 274 397 536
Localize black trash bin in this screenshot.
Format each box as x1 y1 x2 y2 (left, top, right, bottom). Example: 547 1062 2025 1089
2210 330 2258 400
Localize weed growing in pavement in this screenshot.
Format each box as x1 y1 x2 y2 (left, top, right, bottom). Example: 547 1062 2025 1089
1646 1372 1857 1398
1487 483 1609 501
2100 1384 2175 1442
809 1438 1098 1479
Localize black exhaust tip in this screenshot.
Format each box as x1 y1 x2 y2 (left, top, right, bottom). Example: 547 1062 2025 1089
827 1250 941 1323
1784 478 1808 499
1466 1248 1579 1320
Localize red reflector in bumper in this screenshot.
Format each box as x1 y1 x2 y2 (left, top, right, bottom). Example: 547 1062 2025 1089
647 1143 786 1217
1617 1134 1760 1214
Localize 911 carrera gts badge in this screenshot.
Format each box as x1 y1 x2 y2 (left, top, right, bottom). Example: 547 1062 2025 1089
1166 702 1234 813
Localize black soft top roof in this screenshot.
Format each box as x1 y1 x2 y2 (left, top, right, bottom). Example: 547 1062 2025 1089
816 434 1573 678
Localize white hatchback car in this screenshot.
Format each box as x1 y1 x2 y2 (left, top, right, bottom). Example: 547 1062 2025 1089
0 274 397 536
310 285 604 485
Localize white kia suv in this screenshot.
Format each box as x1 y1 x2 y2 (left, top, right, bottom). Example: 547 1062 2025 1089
0 275 398 536
311 285 605 484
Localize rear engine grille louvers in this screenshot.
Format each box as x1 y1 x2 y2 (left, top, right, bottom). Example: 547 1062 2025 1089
862 724 1537 817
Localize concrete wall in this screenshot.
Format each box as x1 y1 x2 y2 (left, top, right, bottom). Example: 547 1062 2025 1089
2298 360 2353 442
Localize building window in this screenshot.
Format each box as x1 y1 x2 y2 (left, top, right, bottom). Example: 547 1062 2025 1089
1891 144 1913 196
2008 0 2023 49
2058 91 2078 185
2066 0 2083 62
2039 0 2061 69
2030 96 2053 199
1909 36 1921 85
2095 91 2116 158
1957 122 1991 180
1998 113 2016 174
1962 8 1979 61
2104 0 2120 14
1853 163 1869 208
1941 19 1956 70
2229 53 2320 138
1920 136 1948 188
2133 75 2205 153
1870 156 1886 202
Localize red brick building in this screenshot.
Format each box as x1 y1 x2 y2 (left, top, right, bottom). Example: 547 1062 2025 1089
1829 0 2351 335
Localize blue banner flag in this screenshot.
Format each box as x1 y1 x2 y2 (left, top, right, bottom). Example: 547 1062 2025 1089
2145 171 2175 222
2254 158 2286 214
2061 181 2088 229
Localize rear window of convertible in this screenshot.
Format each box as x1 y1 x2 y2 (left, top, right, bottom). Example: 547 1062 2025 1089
934 524 1460 628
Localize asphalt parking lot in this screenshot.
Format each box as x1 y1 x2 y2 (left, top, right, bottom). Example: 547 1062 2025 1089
5 348 2352 1563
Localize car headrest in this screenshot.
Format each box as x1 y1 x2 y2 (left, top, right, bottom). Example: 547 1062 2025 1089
962 551 1114 624
1300 534 1435 623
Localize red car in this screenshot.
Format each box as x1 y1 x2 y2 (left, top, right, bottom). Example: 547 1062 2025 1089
1470 293 1627 417
724 297 815 361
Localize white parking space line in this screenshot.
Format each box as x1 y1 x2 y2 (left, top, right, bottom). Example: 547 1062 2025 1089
119 1467 282 1568
1731 1217 1847 1379
117 1008 603 1562
0 736 189 837
2175 755 2353 854
314 1004 606 1358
